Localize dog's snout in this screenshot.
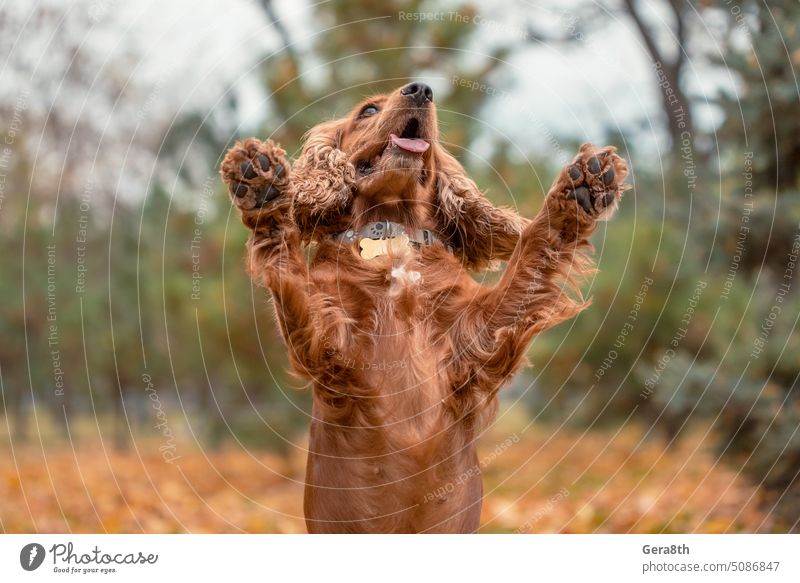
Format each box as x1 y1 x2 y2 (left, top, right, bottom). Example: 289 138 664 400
400 82 433 105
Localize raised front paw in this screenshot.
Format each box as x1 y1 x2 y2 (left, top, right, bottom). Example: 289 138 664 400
550 143 629 225
220 138 290 211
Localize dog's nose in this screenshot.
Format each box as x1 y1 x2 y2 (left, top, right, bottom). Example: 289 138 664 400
400 82 433 105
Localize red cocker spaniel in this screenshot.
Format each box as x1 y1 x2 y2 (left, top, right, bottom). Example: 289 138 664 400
220 82 628 533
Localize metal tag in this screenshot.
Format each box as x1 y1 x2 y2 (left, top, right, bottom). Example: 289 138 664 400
359 234 410 260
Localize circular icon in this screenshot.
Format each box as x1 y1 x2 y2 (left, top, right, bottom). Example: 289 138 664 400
19 543 46 571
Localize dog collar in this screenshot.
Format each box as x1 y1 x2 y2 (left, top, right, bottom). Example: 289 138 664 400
333 221 453 260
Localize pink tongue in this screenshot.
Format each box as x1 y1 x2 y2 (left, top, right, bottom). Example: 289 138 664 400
390 133 430 153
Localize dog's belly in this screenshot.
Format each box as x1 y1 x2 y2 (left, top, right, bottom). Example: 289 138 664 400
304 412 483 533
304 347 483 533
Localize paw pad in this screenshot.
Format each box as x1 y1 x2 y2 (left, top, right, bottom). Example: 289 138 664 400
558 144 628 217
220 138 290 211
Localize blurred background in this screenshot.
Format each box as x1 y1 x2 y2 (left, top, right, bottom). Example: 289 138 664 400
1 0 799 533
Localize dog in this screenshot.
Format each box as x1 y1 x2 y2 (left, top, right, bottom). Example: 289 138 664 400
220 82 628 533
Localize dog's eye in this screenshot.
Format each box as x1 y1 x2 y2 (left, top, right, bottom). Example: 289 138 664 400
359 105 379 118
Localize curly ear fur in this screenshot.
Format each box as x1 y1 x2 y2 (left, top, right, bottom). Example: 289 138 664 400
433 145 529 271
291 120 356 241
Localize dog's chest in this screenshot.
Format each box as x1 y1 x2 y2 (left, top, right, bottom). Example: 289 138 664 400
315 245 458 431
363 318 448 459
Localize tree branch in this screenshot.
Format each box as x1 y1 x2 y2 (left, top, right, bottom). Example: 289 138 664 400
259 0 299 65
622 0 666 67
669 0 688 70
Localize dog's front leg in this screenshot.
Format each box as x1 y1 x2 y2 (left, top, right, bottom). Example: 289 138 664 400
454 144 629 390
220 138 338 375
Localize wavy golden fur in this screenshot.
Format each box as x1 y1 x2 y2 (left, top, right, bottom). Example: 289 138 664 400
220 82 629 533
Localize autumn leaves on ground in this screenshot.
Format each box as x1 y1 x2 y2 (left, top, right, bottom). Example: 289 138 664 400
1 412 771 534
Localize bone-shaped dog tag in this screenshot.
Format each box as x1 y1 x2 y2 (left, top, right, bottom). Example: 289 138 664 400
359 234 410 260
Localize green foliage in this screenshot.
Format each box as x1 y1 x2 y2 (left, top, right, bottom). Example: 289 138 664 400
0 182 303 447
710 0 800 191
700 0 800 527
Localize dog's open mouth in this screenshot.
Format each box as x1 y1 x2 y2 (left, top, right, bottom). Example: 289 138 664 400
389 118 429 153
355 117 430 176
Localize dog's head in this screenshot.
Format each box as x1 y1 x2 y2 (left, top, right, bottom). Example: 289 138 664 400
292 82 527 269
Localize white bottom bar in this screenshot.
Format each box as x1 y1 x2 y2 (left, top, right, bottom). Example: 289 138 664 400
1 534 797 582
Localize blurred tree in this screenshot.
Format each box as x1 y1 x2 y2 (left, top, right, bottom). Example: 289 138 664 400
522 1 800 532
621 0 694 151
0 1 285 448
697 0 800 531
710 0 800 191
528 0 696 158
708 0 800 273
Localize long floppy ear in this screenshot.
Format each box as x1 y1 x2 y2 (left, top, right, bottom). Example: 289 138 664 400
433 144 529 271
291 120 356 241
